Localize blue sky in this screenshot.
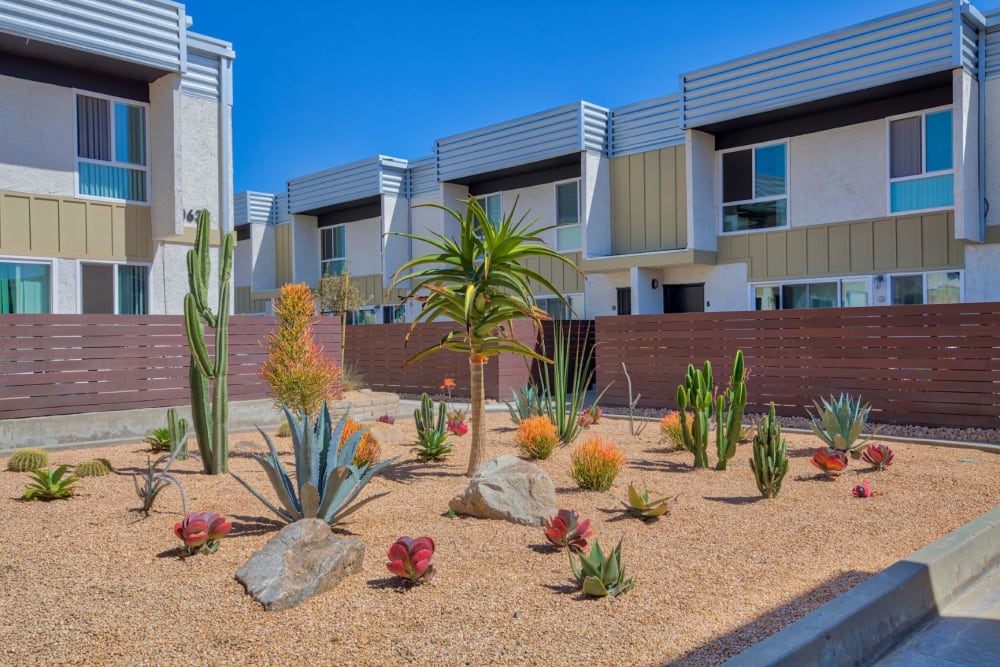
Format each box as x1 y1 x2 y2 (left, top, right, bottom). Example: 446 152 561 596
182 0 927 194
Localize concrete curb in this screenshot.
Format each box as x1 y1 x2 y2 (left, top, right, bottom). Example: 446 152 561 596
722 504 1000 666
0 393 400 454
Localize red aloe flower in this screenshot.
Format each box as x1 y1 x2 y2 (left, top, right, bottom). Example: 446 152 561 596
811 448 848 477
377 415 395 425
861 443 894 471
447 421 469 436
852 479 882 498
174 511 232 554
386 536 436 585
543 509 594 553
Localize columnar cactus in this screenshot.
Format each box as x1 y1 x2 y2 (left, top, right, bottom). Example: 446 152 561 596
715 350 747 470
749 403 788 498
183 210 235 475
167 407 189 460
676 361 713 469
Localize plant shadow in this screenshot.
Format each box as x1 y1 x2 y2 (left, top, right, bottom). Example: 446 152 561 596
528 543 559 555
703 495 763 506
595 507 634 523
228 514 285 538
628 459 695 474
379 459 465 484
155 547 182 559
367 576 408 592
542 582 586 599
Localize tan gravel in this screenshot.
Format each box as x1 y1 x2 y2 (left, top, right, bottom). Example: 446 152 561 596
1 412 998 667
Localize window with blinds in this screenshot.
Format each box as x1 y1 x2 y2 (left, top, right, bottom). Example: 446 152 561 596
888 108 953 213
321 225 347 276
555 180 581 251
76 94 148 202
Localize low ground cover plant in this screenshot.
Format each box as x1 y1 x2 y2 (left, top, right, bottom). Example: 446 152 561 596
862 443 895 470
386 536 436 586
74 459 112 477
22 465 78 501
543 509 593 553
570 436 625 491
621 482 676 520
570 539 634 598
132 447 190 516
811 447 849 478
174 511 232 556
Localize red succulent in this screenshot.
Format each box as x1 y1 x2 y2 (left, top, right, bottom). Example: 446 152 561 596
386 536 436 585
811 448 848 478
543 509 594 553
852 479 882 498
861 443 894 471
377 415 395 425
173 511 232 555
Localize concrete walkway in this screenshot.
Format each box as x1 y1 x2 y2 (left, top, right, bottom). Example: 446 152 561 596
873 564 1000 666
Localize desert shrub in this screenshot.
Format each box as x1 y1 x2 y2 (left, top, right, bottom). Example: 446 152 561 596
7 448 49 472
517 416 559 460
340 362 367 392
261 283 343 418
658 412 686 450
339 418 381 468
570 436 625 491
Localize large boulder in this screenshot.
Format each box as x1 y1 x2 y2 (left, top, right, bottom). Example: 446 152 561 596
365 421 409 447
448 455 557 526
235 519 364 611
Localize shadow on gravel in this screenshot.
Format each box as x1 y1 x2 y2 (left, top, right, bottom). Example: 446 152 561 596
378 460 465 484
228 514 284 538
703 495 763 506
628 459 695 474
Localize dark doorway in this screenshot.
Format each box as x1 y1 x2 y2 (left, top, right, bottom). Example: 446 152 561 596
616 287 631 315
663 283 705 313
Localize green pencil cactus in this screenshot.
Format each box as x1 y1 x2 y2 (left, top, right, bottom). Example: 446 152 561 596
676 361 713 469
715 350 747 471
183 209 235 475
749 403 788 499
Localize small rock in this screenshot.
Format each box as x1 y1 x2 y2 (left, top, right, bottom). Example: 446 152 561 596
366 422 409 446
235 519 364 611
448 455 557 526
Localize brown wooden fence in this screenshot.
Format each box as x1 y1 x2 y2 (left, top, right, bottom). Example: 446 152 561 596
343 320 595 400
0 314 341 420
595 304 1000 429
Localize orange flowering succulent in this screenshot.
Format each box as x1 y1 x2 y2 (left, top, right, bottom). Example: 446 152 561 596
570 436 625 491
517 416 559 460
659 411 686 450
339 418 381 468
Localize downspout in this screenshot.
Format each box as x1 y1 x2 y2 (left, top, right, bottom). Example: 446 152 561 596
978 25 987 240
220 55 234 234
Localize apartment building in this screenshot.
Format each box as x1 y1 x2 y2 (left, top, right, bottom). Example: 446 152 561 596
0 0 234 315
236 0 1000 319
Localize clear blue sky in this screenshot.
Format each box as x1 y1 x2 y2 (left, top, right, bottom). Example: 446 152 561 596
182 0 928 194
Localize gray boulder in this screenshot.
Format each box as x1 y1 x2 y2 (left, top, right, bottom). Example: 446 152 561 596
366 421 409 446
448 455 557 526
235 519 364 611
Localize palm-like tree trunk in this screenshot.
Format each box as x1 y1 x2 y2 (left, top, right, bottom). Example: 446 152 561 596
466 357 486 476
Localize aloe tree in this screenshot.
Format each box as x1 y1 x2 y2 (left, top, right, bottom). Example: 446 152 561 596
388 199 580 476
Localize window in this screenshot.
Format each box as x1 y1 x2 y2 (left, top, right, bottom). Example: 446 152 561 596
890 271 961 305
555 180 582 251
474 193 502 229
321 225 346 276
0 261 50 313
537 294 584 320
382 304 406 324
80 263 148 314
345 307 377 325
753 278 869 310
616 287 631 316
722 143 787 233
76 94 148 202
889 108 953 213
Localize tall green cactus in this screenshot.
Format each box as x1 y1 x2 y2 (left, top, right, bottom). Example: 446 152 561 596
167 407 189 460
749 402 788 498
414 392 447 437
676 361 713 469
183 210 235 475
715 350 747 470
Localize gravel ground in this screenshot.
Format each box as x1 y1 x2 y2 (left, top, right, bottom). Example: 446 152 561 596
1 411 998 666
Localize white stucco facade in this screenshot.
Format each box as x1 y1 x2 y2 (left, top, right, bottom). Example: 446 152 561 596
0 75 76 196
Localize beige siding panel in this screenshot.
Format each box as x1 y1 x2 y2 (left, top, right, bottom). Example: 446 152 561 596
235 286 251 314
718 234 748 262
124 206 153 261
644 151 660 250
827 225 850 274
806 227 829 274
628 153 645 253
1 194 31 253
765 232 787 278
896 217 922 268
59 200 88 256
30 197 60 256
610 157 630 255
786 229 807 275
111 205 126 259
849 222 874 272
275 224 293 286
352 274 383 305
921 213 949 267
564 252 583 292
86 203 114 258
658 148 675 249
674 148 688 248
872 219 896 270
947 216 963 265
747 234 767 280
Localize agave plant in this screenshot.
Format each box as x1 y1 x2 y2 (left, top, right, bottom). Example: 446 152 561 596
174 511 232 556
861 443 895 471
810 447 849 478
232 404 397 527
852 479 881 498
808 394 873 456
543 509 594 553
22 465 78 501
505 383 547 426
132 446 190 517
621 482 677 520
386 536 436 586
570 539 635 598
143 427 172 452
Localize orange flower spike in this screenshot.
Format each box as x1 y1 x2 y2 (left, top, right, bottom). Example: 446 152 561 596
440 378 457 390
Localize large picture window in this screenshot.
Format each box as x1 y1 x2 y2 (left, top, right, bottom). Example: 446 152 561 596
890 271 961 305
81 263 148 314
321 225 346 276
0 261 51 314
889 108 953 213
76 94 148 202
537 294 584 320
555 180 582 251
722 143 787 233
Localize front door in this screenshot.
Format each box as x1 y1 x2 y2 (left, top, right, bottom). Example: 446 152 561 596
663 283 705 313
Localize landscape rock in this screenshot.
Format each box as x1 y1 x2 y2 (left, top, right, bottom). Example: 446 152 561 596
366 421 409 446
448 455 557 526
235 519 364 611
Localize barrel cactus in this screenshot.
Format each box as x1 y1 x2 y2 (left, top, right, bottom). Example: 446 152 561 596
74 459 113 477
7 448 49 472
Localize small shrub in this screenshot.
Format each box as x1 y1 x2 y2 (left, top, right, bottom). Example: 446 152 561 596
22 465 78 501
74 458 113 477
505 383 546 425
446 408 468 436
7 448 49 472
658 412 686 450
144 427 172 451
543 509 593 553
340 362 367 392
386 536 436 586
517 416 559 460
174 511 232 556
578 405 603 429
570 436 625 491
339 418 381 468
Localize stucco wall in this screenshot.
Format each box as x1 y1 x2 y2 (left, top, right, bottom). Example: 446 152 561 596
953 68 980 242
686 129 716 252
659 262 749 312
345 216 382 276
251 223 275 292
964 243 1000 302
984 79 1000 229
501 181 556 248
234 231 251 287
409 191 444 269
584 271 621 317
788 119 886 226
149 74 184 239
292 214 320 287
381 194 409 277
583 152 611 257
0 75 75 196
180 94 221 227
149 242 220 315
